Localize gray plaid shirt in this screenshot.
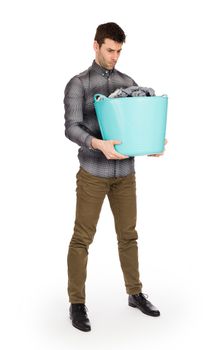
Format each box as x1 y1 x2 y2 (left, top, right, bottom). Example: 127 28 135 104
64 60 137 177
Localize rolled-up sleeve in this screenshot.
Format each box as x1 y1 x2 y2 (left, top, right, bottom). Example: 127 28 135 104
63 76 93 148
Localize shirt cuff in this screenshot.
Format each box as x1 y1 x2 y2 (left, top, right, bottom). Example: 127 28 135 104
84 134 94 149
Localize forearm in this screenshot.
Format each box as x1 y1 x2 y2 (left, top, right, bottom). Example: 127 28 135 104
65 123 93 148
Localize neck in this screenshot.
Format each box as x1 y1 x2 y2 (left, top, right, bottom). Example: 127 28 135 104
95 59 112 71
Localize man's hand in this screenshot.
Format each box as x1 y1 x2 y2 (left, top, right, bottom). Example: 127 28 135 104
147 138 168 157
91 138 129 160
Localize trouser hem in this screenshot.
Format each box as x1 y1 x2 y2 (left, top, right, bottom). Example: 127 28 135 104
126 288 142 295
69 299 86 304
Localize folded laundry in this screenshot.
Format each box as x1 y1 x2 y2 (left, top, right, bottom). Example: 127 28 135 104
108 85 155 98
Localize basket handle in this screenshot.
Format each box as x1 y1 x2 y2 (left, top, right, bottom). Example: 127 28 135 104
94 94 107 102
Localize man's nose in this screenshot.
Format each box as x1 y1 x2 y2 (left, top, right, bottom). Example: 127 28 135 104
112 53 118 61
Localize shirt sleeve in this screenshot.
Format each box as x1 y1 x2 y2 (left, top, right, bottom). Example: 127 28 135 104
63 76 93 148
132 78 138 86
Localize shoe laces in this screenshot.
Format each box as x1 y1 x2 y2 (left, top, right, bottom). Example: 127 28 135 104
140 293 149 300
134 292 149 301
78 304 88 314
72 304 88 316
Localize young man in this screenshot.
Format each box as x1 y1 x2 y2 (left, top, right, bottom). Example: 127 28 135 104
64 22 164 332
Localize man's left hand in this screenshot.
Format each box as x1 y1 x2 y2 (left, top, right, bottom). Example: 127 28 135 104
147 139 168 157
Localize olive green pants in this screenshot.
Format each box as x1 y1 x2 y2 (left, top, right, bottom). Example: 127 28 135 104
67 167 142 303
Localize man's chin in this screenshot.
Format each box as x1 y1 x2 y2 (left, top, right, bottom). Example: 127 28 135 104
107 63 116 70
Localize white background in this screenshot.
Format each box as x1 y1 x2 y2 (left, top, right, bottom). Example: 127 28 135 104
1 0 216 349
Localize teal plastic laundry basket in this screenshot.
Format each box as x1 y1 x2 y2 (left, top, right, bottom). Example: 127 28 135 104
94 94 168 156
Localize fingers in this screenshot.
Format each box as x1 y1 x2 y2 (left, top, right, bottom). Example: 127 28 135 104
105 140 128 159
147 152 164 157
112 140 121 145
107 151 129 160
148 138 167 157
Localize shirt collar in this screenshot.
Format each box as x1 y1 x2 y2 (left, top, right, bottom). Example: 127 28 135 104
91 59 115 78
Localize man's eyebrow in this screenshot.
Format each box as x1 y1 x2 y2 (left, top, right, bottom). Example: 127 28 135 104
107 48 122 52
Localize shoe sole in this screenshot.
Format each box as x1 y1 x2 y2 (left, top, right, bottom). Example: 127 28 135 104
69 315 91 332
128 302 160 317
72 322 91 332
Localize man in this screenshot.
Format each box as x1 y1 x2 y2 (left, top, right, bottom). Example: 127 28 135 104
64 22 165 332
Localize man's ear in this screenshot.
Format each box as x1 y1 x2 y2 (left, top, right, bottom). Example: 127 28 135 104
93 40 99 52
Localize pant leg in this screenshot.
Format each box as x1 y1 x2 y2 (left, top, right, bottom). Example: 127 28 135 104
67 168 108 303
107 173 143 295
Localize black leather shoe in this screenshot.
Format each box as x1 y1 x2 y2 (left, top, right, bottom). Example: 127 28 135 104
129 293 160 317
69 304 91 332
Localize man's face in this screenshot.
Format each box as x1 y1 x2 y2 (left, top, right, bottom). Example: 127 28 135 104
94 38 123 70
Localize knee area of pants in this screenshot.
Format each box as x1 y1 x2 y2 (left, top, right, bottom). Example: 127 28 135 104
118 235 138 246
69 235 94 248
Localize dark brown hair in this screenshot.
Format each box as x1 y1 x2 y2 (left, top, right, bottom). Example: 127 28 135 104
94 22 126 47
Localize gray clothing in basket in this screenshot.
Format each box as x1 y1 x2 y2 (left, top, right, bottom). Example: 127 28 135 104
109 86 155 98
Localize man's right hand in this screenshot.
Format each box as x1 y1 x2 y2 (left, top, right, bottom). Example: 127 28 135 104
91 138 129 160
